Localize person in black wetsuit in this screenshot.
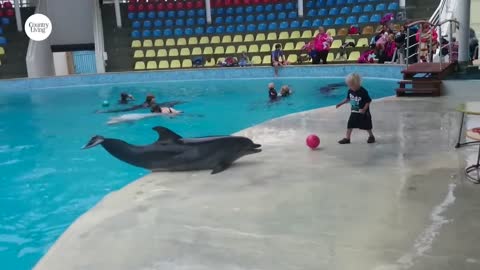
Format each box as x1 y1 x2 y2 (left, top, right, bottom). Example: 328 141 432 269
268 83 278 100
150 104 182 114
119 93 135 104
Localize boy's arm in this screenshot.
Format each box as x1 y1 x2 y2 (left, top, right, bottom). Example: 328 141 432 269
336 98 349 108
359 102 370 113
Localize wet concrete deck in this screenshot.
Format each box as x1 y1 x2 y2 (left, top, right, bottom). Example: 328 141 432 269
35 96 480 270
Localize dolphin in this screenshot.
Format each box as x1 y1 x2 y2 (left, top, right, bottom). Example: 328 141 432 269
97 101 185 114
82 126 262 174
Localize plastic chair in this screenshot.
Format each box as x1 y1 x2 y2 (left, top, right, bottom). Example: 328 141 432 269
329 8 338 16
143 20 152 28
256 14 266 22
137 12 146 20
143 39 153 47
235 6 244 14
295 41 305 50
256 5 265 13
195 27 204 35
255 33 265 41
248 44 259 53
146 61 157 70
279 21 288 30
174 28 183 36
388 2 399 10
326 0 335 5
323 18 333 26
154 39 164 47
362 26 374 34
169 48 179 57
225 16 234 24
192 47 202 55
288 11 297 19
128 13 136 20
167 11 175 18
178 10 186 17
165 39 175 46
214 46 225 55
267 33 277 41
336 0 346 5
265 4 273 12
318 9 328 16
287 54 297 63
147 11 156 19
262 55 271 65
370 14 381 22
170 60 181 69
279 31 289 40
226 25 235 33
244 34 254 42
307 10 316 17
306 1 314 8
251 56 261 65
216 8 224 16
340 7 350 15
334 17 345 25
245 6 254 13
197 18 206 25
134 61 146 70
233 34 243 43
278 12 287 20
132 21 141 29
145 49 156 58
285 2 295 10
235 15 244 24
267 13 275 21
165 19 174 27
284 42 294 51
175 19 184 27
142 30 151 38
347 0 356 3
180 48 191 56
247 24 256 32
363 5 373 12
211 36 221 44
348 51 360 61
197 9 206 17
222 35 232 43
206 26 215 34
186 10 195 17
158 60 169 69
301 30 312 38
352 5 362 13
258 23 267 32
131 40 141 48
312 19 322 27
290 31 300 39
188 37 198 45
133 50 144 58
260 44 271 52
358 15 369 23
246 14 254 23
236 24 246 32
177 38 187 46
163 28 173 37
154 20 162 28
375 3 386 11
225 45 235 54
290 21 300 29
199 36 210 44
356 38 369 47
157 11 166 18
216 26 225 34
268 22 278 31
346 16 357 24
226 7 234 15
182 59 193 68
302 20 312 28
274 3 283 12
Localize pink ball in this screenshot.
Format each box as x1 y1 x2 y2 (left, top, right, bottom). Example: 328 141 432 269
306 134 320 149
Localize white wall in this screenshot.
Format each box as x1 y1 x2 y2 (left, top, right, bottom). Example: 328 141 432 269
472 0 480 35
46 0 94 45
53 52 69 76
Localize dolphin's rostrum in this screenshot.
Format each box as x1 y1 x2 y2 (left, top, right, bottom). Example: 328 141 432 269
82 126 261 174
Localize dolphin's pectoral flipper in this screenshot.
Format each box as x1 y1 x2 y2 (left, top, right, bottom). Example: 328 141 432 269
211 162 231 174
152 126 183 143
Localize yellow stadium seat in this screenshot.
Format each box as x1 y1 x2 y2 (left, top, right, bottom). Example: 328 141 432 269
199 36 209 44
154 39 164 47
248 44 259 53
233 35 243 43
192 47 202 55
165 38 175 46
262 55 271 65
182 59 193 68
188 37 198 45
222 35 232 43
283 42 294 51
203 47 213 55
225 45 236 54
217 57 225 64
214 46 225 54
251 55 261 65
356 38 369 47
287 54 297 63
146 60 157 70
267 33 277 41
348 51 360 61
143 39 153 48
327 29 336 37
362 26 374 35
313 30 319 37
145 49 156 58
133 50 144 58
0 47 4 55
131 40 141 48
244 34 254 42
158 60 169 69
331 40 342 49
260 44 271 52
157 49 167 57
211 36 221 44
255 33 266 41
290 31 300 39
177 38 187 46
302 30 312 39
337 28 348 36
134 61 145 70
180 48 191 56
279 32 289 40
295 41 305 50
327 53 334 62
237 45 247 53
345 38 355 45
168 48 179 57
170 60 181 69
205 57 216 67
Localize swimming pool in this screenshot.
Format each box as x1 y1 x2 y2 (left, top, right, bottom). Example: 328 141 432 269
0 76 396 269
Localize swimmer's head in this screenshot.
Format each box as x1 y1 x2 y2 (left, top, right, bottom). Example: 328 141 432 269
268 82 275 89
281 85 290 92
145 95 155 104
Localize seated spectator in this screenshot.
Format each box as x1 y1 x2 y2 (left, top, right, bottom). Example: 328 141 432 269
378 34 396 63
238 51 251 67
394 25 407 64
358 45 376 63
272 44 287 76
337 41 356 61
470 28 479 60
218 57 238 67
192 56 205 67
348 25 359 35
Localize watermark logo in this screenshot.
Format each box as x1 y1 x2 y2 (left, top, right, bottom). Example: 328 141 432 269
24 14 52 41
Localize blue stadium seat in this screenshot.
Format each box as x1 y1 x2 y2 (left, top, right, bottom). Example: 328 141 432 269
306 1 314 8
323 18 333 26
326 0 335 6
246 6 254 13
187 10 195 17
347 0 356 3
236 7 244 14
178 10 186 17
236 24 246 33
316 0 325 7
280 21 289 30
318 9 328 16
216 26 225 34
197 9 206 16
285 2 295 10
290 21 300 28
131 30 140 38
376 3 386 11
128 13 136 20
268 22 278 31
226 25 235 33
215 17 224 24
265 4 273 12
226 7 234 15
142 29 151 38
165 19 174 27
288 11 297 19
302 20 312 28
185 28 193 36
246 14 254 23
258 23 267 31
358 15 369 23
197 18 206 25
352 5 362 13
186 18 194 26
206 26 215 34
157 11 166 18
274 3 283 11
175 19 184 27
369 0 378 2
312 19 322 27
346 16 357 24
143 20 152 28
235 15 244 24
132 21 141 29
195 27 204 35
363 4 374 12
247 24 256 32
388 2 399 10
256 5 264 13
336 0 346 4
267 13 275 21
307 9 316 17
153 29 161 37
167 11 175 18
138 12 146 20
154 20 162 27
225 16 234 24
147 11 155 19
334 17 345 25
370 14 381 22
163 29 172 37
0 28 3 35
216 8 224 16
340 7 350 14
256 14 265 21
358 0 367 2
278 12 287 20
329 8 338 15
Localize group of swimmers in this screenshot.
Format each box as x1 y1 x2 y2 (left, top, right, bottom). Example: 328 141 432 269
106 93 181 115
267 82 292 101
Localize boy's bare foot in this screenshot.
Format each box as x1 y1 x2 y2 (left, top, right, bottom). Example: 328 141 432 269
338 138 350 144
367 136 375 143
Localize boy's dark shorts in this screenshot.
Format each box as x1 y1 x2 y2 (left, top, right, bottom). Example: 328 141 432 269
347 112 373 130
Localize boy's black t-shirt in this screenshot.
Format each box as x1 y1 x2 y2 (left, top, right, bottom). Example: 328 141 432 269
346 87 372 112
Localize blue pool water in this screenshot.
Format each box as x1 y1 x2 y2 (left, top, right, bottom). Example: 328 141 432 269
0 77 395 269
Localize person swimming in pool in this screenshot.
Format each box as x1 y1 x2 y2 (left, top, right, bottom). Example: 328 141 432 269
280 85 292 97
119 92 135 104
268 82 278 100
150 104 182 114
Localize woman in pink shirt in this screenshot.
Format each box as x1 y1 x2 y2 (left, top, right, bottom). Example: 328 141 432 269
313 27 333 64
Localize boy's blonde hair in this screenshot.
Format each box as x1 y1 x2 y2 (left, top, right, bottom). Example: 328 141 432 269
345 73 362 86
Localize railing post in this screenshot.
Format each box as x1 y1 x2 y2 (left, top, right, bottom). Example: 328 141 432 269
298 0 304 18
406 26 410 67
457 0 471 64
205 0 212 24
114 0 122 28
14 0 22 32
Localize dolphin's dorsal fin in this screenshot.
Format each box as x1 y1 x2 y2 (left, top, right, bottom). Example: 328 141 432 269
152 126 182 143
